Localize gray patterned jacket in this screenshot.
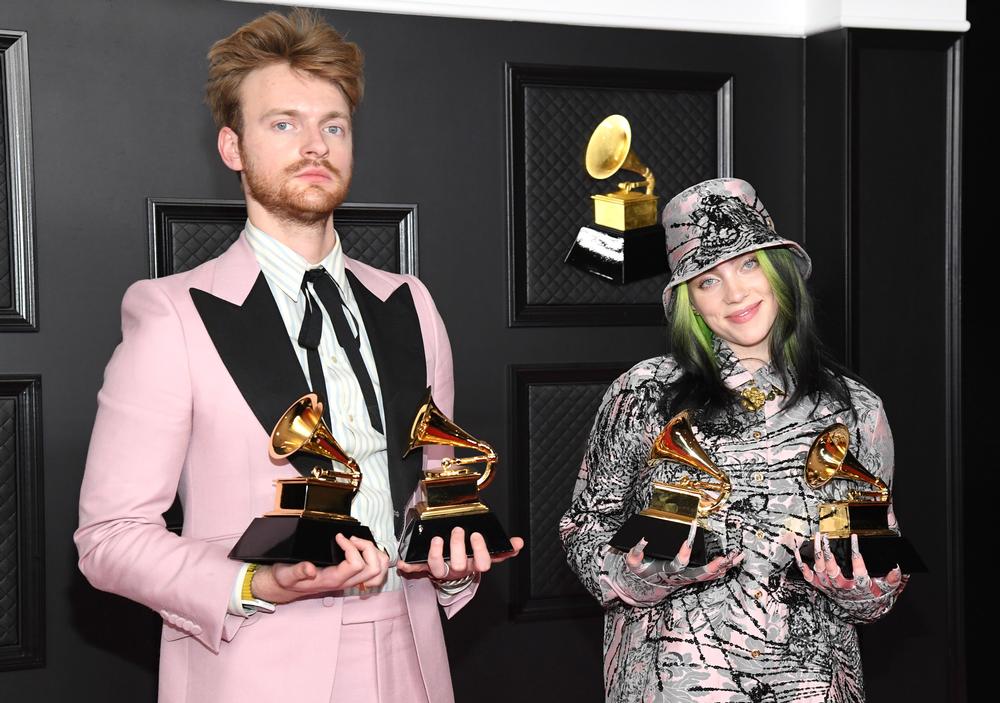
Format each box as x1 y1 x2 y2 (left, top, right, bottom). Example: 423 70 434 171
560 340 907 702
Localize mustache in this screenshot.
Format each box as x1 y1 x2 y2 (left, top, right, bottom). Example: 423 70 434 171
285 159 341 177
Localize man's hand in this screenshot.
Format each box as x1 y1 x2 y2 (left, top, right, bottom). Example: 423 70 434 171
396 527 523 582
250 534 389 604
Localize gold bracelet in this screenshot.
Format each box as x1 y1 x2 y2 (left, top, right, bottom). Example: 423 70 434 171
241 563 259 602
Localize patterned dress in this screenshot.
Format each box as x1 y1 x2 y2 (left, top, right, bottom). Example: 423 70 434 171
560 340 907 702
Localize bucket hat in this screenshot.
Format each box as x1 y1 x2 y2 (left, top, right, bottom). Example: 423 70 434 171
661 178 811 314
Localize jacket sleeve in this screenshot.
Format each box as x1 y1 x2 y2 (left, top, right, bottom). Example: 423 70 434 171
74 280 245 653
560 365 687 607
824 397 909 624
406 276 479 616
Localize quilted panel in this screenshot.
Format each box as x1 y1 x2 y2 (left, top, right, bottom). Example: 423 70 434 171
522 85 717 305
0 93 10 310
337 223 398 272
171 220 242 273
0 397 17 646
526 382 609 599
167 213 400 274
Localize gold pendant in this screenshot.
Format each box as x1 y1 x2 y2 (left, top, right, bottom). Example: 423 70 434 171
740 386 766 412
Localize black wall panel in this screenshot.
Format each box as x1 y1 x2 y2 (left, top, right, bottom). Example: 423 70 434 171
0 0 965 701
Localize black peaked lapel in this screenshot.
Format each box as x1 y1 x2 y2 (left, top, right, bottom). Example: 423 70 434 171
190 274 316 476
346 270 427 534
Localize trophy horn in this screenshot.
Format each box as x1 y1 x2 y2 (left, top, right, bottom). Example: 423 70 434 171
648 410 731 515
270 393 361 477
806 423 888 498
405 388 497 490
584 114 655 196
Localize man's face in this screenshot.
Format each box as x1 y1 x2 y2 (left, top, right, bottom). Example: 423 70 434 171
226 62 353 226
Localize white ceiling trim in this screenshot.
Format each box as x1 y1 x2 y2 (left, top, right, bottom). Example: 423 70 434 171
226 1 969 37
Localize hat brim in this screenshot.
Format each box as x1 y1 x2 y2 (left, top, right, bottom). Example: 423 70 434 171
661 240 812 316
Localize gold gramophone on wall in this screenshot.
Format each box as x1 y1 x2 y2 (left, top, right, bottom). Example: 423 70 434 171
229 393 378 566
564 114 669 284
610 411 730 564
396 388 513 563
796 422 925 577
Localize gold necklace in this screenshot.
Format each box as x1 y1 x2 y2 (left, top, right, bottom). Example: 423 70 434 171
739 384 785 412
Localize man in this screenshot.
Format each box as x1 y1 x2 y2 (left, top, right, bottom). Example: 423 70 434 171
75 10 520 703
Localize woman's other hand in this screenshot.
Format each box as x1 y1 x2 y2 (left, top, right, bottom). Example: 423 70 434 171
794 533 904 599
625 522 744 587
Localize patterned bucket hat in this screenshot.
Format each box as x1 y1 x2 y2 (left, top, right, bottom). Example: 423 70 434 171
661 178 811 315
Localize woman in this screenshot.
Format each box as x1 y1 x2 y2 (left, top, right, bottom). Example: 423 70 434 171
560 178 907 702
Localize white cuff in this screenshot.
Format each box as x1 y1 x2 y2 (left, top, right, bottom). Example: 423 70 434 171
228 563 276 616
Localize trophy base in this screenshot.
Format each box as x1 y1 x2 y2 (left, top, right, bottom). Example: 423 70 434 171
564 224 668 285
397 508 514 564
793 533 927 579
229 515 376 566
609 514 707 566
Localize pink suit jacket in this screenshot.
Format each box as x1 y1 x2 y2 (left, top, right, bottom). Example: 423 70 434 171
75 234 473 703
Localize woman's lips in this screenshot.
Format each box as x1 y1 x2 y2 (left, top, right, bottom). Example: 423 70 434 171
726 300 761 323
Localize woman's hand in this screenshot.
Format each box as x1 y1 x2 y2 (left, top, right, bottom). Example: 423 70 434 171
625 522 744 587
794 533 903 599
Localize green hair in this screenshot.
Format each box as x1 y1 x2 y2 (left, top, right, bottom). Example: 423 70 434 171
662 247 856 418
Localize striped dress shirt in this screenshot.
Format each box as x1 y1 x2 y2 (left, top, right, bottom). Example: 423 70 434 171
245 220 402 594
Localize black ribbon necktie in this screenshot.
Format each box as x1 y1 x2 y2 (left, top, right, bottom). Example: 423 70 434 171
298 267 384 434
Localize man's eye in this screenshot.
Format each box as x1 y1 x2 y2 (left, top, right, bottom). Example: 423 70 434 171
324 125 343 135
274 121 292 131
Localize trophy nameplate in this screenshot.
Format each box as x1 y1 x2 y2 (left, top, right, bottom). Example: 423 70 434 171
610 410 730 565
229 394 377 566
565 114 667 284
396 389 514 564
794 423 926 578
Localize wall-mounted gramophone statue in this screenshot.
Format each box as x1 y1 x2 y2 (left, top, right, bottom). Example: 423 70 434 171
564 114 669 284
396 389 513 563
796 423 925 577
610 411 730 564
229 393 377 566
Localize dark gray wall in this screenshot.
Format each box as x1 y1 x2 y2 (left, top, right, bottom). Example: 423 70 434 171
0 0 963 701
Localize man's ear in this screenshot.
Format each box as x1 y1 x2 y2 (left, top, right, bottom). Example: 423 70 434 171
218 127 243 172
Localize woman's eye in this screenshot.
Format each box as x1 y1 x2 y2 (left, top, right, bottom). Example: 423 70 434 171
697 277 718 289
742 257 759 270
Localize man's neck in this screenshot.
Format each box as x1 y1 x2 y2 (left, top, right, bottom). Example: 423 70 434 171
246 202 337 264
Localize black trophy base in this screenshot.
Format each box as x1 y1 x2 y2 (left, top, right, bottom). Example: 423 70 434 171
397 509 513 564
609 514 707 566
793 533 927 579
564 224 667 284
229 515 376 566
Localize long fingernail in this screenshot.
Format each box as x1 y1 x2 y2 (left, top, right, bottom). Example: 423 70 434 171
851 534 860 556
686 522 698 547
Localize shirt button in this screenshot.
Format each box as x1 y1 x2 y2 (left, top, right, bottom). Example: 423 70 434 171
752 471 764 483
753 431 762 439
755 530 765 540
754 590 763 599
322 597 335 607
751 649 761 658
348 415 354 424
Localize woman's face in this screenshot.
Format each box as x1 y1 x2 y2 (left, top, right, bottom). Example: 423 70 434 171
689 251 778 363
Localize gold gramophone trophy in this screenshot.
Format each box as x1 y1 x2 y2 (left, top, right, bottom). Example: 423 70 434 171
796 423 925 577
229 393 377 566
610 411 730 565
564 114 669 284
396 389 513 563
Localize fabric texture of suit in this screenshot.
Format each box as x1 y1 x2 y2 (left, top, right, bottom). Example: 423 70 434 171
75 233 473 703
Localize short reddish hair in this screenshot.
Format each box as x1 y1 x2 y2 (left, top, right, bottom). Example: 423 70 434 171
205 8 364 132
